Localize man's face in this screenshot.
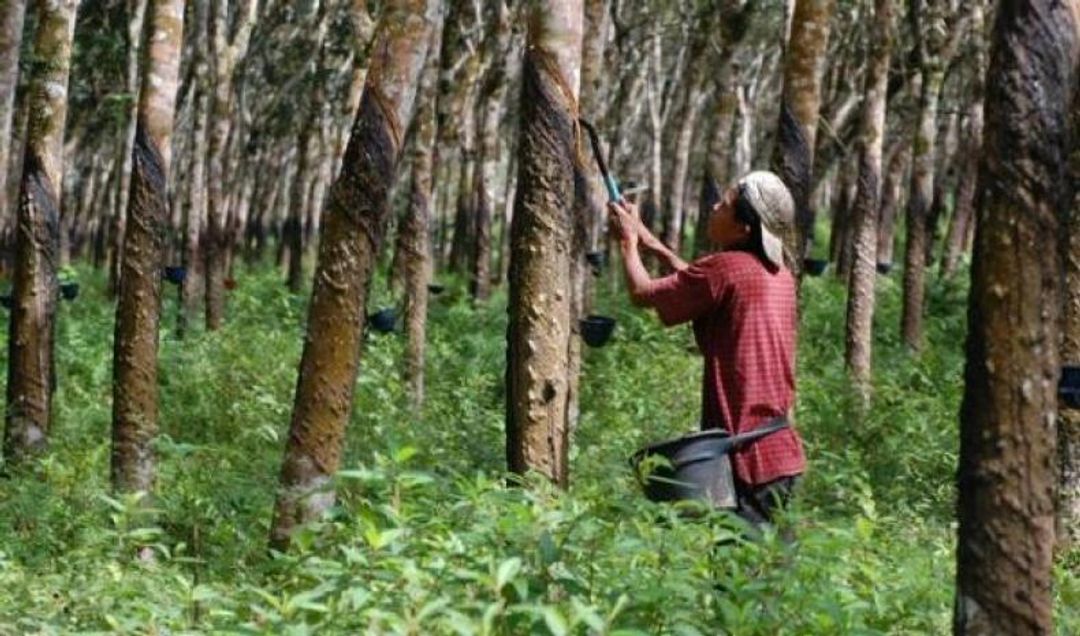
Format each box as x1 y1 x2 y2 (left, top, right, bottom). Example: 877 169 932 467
707 186 751 248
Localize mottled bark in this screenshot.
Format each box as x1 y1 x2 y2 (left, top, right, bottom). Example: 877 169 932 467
843 0 892 397
401 26 442 408
107 0 150 299
112 0 185 494
775 0 835 266
876 138 910 266
270 0 438 551
1059 68 1080 550
953 1 1079 633
0 0 26 232
506 0 583 488
205 0 256 330
470 1 512 302
3 0 78 464
941 5 987 278
180 4 210 336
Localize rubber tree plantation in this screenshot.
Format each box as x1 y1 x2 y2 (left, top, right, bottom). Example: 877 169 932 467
0 0 1079 633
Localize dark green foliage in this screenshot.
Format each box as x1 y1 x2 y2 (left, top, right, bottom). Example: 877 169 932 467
0 264 1076 633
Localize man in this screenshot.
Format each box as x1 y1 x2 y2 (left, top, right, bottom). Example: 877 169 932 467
610 171 805 525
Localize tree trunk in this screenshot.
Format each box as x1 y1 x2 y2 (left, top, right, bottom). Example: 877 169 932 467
953 1 1079 632
107 0 150 299
843 0 892 398
1058 63 1080 552
205 0 256 330
941 4 987 279
900 62 943 350
269 0 438 551
876 137 910 266
0 0 26 234
112 0 184 495
180 7 210 336
505 0 583 488
470 1 512 302
402 25 443 407
775 0 835 267
3 0 78 464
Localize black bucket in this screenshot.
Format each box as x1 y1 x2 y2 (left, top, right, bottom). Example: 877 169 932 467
60 282 79 301
1061 365 1080 409
0 294 10 309
163 266 187 285
581 314 616 347
427 283 445 295
875 261 893 275
368 308 397 333
630 429 737 509
803 258 828 277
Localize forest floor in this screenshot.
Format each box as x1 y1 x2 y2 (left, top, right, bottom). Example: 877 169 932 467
0 260 1077 634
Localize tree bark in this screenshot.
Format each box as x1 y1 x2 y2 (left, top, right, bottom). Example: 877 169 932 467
505 0 583 488
876 137 910 266
941 5 987 279
953 1 1079 632
843 0 892 398
269 0 438 551
0 0 26 235
112 0 184 494
775 0 835 268
205 0 256 330
3 0 78 464
401 24 443 408
107 0 150 299
1058 64 1080 552
470 0 512 302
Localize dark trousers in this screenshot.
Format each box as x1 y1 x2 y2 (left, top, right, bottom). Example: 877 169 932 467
734 476 798 527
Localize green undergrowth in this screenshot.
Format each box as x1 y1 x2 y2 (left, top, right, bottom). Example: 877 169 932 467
0 261 1076 634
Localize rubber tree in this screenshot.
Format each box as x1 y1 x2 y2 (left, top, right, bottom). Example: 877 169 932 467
106 0 150 299
774 0 835 268
204 0 256 330
400 23 443 407
900 0 964 350
953 0 1079 632
1059 74 1080 550
940 2 987 278
470 0 513 302
843 0 893 399
0 0 26 246
269 0 438 551
505 0 583 488
111 0 185 494
694 0 756 259
3 0 78 464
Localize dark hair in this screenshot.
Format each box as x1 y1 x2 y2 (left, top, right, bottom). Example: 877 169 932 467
733 182 771 267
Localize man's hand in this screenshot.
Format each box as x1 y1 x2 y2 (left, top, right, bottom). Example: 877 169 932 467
607 199 640 247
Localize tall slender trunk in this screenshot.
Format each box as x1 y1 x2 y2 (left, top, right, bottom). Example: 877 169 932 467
3 0 78 464
205 0 256 330
843 0 892 398
269 0 438 551
954 2 1078 632
941 5 987 279
402 25 443 407
108 0 150 299
180 9 210 336
470 1 512 302
900 64 943 350
505 0 583 488
775 0 835 267
1058 59 1080 552
112 0 185 495
0 0 26 235
876 137 910 266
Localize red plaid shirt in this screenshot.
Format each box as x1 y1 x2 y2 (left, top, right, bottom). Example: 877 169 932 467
639 251 805 485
